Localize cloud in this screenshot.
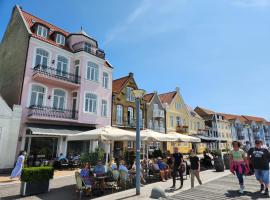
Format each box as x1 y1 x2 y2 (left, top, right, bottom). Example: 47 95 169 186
103 0 185 46
231 0 270 7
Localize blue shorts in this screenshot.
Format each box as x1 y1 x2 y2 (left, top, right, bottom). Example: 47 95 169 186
254 169 269 185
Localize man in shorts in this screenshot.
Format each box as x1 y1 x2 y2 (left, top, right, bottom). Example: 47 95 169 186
248 138 270 197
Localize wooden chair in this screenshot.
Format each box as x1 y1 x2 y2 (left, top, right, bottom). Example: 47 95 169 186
75 171 92 199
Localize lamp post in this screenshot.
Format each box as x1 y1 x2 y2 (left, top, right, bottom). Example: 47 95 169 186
133 89 145 195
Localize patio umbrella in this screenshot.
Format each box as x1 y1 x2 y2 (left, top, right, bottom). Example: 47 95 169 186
167 132 201 143
140 129 178 142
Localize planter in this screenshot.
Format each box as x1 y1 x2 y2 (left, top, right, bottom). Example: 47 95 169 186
20 180 49 196
214 157 225 172
223 154 230 169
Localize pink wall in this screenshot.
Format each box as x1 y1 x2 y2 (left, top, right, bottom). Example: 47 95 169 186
20 37 112 129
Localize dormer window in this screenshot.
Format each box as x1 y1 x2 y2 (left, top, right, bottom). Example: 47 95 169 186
56 34 65 45
84 43 92 53
36 25 48 38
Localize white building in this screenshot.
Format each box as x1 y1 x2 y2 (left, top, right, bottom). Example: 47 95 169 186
0 96 22 173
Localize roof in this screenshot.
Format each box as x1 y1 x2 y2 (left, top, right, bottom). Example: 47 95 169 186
112 75 130 94
219 113 247 123
20 8 72 51
143 93 155 103
186 104 202 119
242 115 267 123
159 91 177 104
195 106 215 116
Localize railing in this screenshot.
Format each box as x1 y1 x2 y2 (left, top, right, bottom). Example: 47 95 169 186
28 105 78 120
176 125 189 133
115 120 144 129
72 42 105 59
33 64 81 84
237 135 245 140
153 109 165 118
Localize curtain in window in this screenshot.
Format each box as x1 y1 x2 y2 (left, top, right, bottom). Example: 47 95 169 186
56 56 68 77
30 85 45 107
53 89 66 109
35 48 49 69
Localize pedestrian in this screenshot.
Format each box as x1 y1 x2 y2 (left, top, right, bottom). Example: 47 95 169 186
229 141 246 194
10 151 26 179
170 147 184 189
189 149 202 188
248 138 270 197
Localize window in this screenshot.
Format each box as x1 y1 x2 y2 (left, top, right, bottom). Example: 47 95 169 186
116 105 123 125
53 89 66 110
127 141 133 149
36 25 48 38
84 43 92 53
127 107 134 125
56 56 68 77
35 48 49 68
170 115 174 127
56 34 65 45
176 116 181 126
86 62 99 81
101 100 107 117
153 104 158 110
126 87 135 102
102 72 109 89
197 122 200 129
30 85 45 107
175 103 181 110
84 93 97 113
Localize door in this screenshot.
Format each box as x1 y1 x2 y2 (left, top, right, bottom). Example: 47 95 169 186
72 97 77 119
75 66 79 83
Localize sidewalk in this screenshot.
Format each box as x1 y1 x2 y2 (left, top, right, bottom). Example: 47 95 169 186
94 169 230 200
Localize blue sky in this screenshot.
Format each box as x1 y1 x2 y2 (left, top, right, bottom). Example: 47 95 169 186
0 0 270 120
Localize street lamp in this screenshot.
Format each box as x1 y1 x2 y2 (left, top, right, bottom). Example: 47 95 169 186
132 89 145 195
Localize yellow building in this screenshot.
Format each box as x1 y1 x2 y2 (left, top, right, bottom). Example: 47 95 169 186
159 87 191 154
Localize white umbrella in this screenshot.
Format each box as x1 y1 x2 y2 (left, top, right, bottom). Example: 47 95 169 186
167 132 201 143
140 129 178 142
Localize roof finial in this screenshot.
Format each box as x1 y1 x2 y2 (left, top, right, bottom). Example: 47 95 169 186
81 26 83 32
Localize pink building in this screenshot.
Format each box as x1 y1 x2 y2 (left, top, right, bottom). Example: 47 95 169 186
0 6 113 159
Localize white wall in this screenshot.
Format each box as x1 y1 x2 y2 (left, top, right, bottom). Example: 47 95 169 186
0 96 22 171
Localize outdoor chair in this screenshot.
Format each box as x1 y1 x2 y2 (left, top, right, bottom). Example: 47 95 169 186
119 170 132 190
75 171 92 199
106 170 120 193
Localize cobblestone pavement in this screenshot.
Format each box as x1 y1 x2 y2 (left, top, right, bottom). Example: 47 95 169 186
0 169 230 200
162 175 270 200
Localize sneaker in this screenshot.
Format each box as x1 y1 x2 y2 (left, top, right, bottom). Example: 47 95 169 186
239 185 245 194
264 188 269 197
260 184 265 193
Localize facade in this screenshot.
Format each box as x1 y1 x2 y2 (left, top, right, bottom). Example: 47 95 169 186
159 87 191 153
112 73 144 155
0 6 113 159
195 107 232 151
143 92 165 150
0 96 22 172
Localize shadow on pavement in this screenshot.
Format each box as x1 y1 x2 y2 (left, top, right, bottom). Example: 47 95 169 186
225 190 269 200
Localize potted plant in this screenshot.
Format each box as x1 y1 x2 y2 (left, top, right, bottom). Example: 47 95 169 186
20 166 54 196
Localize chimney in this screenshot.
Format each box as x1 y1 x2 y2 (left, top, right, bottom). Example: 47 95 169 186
129 72 134 77
175 87 180 93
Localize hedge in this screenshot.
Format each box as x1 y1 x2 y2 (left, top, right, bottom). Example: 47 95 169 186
21 167 54 183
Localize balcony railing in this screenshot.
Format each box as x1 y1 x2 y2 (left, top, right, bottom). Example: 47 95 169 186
72 42 105 59
153 109 165 118
237 135 245 140
33 64 81 84
176 125 189 133
115 120 144 129
28 105 78 120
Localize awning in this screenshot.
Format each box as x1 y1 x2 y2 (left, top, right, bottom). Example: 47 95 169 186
193 134 218 142
27 125 91 136
167 132 201 143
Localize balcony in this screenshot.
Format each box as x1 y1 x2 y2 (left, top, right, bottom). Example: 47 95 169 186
28 105 78 121
176 125 189 133
153 126 165 133
153 109 165 118
33 65 81 89
72 42 105 59
237 135 245 140
115 120 144 129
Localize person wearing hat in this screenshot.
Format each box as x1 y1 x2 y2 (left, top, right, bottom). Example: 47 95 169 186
248 138 270 197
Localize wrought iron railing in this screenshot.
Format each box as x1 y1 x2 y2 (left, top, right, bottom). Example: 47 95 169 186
72 42 105 59
33 64 81 84
28 105 78 120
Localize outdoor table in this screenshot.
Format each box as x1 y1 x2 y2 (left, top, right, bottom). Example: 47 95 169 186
94 175 107 194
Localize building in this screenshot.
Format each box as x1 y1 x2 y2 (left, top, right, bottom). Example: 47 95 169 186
159 87 191 153
112 73 144 155
0 96 22 173
0 6 113 159
186 105 207 153
195 107 232 151
143 91 166 150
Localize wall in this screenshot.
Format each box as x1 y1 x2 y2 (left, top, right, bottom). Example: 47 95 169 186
0 97 22 172
0 6 30 108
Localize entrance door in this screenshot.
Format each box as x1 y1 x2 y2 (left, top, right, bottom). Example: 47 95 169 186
75 66 79 84
72 97 77 119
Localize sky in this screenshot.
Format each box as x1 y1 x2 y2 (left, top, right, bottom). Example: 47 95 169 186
0 0 270 120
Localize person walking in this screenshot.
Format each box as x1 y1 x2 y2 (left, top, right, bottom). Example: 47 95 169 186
189 149 202 188
170 147 184 189
10 151 26 179
229 141 247 194
248 138 270 197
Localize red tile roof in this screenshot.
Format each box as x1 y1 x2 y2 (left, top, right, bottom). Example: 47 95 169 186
196 107 215 115
220 113 247 123
20 9 72 51
159 91 177 104
112 75 130 94
143 93 155 103
242 115 267 123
